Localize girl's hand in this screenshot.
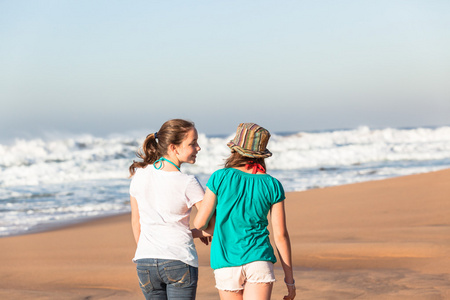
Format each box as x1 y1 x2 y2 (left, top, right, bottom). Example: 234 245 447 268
283 285 296 299
191 228 212 245
283 279 296 299
200 236 212 245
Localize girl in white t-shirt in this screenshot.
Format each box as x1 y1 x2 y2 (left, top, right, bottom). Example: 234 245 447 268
129 119 212 300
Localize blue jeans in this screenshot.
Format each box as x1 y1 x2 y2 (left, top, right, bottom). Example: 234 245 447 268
135 258 198 300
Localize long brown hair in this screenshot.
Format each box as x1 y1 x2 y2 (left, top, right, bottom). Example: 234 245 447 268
224 152 266 170
129 119 195 177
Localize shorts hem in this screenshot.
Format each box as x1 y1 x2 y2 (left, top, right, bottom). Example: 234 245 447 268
246 279 276 284
215 286 244 292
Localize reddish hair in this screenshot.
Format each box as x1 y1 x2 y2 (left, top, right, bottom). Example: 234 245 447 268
224 152 266 170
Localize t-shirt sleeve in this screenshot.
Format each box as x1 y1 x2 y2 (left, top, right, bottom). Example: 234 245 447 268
206 170 220 195
271 178 286 205
185 176 205 208
129 176 137 198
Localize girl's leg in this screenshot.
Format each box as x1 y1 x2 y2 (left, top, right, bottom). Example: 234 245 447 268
218 289 243 300
214 266 245 300
241 261 275 300
242 282 273 300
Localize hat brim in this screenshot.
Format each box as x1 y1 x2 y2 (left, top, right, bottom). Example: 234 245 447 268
227 142 272 158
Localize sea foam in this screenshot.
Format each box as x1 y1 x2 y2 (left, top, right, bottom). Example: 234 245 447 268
1 126 449 236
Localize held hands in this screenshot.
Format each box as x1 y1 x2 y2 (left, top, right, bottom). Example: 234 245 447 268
191 228 212 246
200 236 212 245
283 279 296 300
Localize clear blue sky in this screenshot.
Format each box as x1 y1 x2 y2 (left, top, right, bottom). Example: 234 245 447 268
1 0 449 139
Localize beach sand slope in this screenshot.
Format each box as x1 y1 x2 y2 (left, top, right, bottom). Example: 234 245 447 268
1 169 449 299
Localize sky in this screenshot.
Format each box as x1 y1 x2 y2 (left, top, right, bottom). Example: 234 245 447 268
1 0 449 139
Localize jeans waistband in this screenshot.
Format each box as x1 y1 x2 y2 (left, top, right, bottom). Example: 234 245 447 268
135 258 183 266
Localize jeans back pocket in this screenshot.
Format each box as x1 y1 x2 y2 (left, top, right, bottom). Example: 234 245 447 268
164 263 196 288
137 268 154 293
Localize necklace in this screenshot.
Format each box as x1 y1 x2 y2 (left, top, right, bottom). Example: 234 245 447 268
153 157 181 171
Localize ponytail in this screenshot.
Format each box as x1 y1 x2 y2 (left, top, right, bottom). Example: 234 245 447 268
129 133 158 177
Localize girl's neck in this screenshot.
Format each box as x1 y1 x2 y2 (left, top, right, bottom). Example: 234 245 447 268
234 164 266 175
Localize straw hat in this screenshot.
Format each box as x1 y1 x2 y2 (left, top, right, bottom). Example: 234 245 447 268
227 123 272 158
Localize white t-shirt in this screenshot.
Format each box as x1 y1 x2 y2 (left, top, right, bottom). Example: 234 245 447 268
130 166 205 267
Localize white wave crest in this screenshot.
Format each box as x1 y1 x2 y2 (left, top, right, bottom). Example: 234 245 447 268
1 126 450 188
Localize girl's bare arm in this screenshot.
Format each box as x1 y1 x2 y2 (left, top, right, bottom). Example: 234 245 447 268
130 196 140 245
193 188 217 230
271 200 296 299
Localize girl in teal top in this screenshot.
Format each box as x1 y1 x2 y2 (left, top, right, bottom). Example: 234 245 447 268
194 123 296 300
207 167 285 269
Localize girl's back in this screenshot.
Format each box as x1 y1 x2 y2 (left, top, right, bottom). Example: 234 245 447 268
131 166 204 266
207 167 285 269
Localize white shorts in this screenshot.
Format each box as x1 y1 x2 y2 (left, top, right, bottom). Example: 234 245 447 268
214 261 276 292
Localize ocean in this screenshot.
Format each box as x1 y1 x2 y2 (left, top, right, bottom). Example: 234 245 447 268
1 125 450 237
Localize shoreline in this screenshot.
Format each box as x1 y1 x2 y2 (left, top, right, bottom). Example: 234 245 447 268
1 169 450 299
0 212 131 239
2 168 448 239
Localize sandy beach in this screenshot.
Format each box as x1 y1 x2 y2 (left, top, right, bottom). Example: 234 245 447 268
1 168 449 299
